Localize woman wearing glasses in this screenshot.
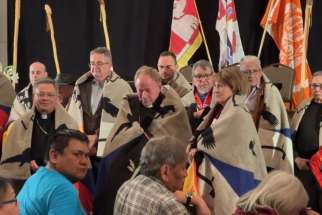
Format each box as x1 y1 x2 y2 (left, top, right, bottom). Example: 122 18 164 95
185 66 267 214
0 177 18 215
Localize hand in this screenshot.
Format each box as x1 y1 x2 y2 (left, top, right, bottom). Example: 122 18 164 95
30 160 39 171
295 157 310 170
188 148 197 162
173 191 211 215
193 109 205 119
87 134 98 156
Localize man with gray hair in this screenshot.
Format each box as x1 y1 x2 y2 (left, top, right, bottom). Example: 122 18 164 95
9 61 48 121
67 47 132 172
240 55 293 173
94 66 192 215
182 60 215 132
291 71 322 211
114 136 210 215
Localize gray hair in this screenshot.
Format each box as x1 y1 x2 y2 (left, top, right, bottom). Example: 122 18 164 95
313 71 322 77
192 59 214 74
134 65 162 86
240 55 262 71
33 78 58 92
140 136 187 177
90 47 112 61
237 171 309 214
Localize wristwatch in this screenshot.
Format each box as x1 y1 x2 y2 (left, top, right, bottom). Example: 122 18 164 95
185 192 194 207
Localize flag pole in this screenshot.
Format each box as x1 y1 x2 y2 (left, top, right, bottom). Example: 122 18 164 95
300 0 313 99
12 0 21 87
257 0 275 58
44 4 61 75
193 0 213 66
98 0 111 50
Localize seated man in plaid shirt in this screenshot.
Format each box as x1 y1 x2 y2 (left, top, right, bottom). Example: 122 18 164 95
113 136 210 215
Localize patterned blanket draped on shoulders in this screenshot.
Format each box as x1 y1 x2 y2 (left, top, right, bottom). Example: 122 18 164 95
184 95 267 215
94 86 192 215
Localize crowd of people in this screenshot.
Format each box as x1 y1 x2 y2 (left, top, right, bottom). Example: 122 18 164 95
0 46 321 215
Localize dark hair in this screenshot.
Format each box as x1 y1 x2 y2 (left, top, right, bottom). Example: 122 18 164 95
159 51 177 64
47 129 89 158
33 77 58 92
0 177 12 202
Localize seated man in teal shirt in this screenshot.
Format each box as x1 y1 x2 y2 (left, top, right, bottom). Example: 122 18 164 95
17 129 90 215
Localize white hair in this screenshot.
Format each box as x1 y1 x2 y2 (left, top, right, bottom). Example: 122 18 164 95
240 55 262 71
236 171 309 214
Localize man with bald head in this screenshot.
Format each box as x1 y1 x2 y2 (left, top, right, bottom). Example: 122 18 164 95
240 55 293 173
9 61 48 121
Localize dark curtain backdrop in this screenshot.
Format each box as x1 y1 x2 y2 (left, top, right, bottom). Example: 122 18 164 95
7 0 322 91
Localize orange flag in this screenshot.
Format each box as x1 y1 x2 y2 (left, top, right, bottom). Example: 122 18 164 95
169 0 202 69
261 0 311 106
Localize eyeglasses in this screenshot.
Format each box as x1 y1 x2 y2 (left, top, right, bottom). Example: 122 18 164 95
310 83 322 90
0 199 17 206
35 92 57 98
193 73 213 79
89 62 109 68
242 69 260 75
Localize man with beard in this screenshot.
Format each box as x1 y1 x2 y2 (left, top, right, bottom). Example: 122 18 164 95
157 51 192 97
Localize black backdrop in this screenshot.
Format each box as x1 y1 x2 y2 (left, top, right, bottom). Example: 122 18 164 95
7 0 322 91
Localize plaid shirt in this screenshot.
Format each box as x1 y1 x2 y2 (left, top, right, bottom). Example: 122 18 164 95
114 175 189 215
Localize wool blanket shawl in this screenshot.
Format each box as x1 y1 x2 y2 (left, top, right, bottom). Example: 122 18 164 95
9 84 33 121
184 95 267 215
0 104 78 179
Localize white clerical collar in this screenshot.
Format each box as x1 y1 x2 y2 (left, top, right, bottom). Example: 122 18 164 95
41 113 48 119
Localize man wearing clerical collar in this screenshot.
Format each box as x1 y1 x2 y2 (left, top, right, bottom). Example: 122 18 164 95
0 78 78 190
240 55 293 173
94 66 192 215
182 60 215 132
157 51 192 97
291 71 322 211
9 61 48 121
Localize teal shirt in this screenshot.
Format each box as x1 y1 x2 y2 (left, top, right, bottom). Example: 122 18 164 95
18 167 86 215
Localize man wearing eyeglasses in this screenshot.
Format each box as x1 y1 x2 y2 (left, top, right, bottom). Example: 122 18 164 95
157 51 192 97
9 61 48 121
182 60 215 132
240 55 293 174
67 47 132 175
0 78 78 190
291 71 322 211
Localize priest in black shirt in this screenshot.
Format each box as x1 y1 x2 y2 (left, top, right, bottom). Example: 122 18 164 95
0 78 78 190
291 71 322 212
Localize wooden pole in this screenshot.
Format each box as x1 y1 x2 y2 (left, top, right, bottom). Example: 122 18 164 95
99 0 111 50
44 4 61 75
257 0 276 58
12 0 21 87
193 0 213 66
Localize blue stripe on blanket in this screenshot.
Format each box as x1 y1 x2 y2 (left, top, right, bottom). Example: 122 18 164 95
268 128 292 139
206 153 260 196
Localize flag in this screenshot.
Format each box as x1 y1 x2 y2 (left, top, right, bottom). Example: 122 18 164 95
169 0 202 68
216 0 245 68
261 0 311 106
